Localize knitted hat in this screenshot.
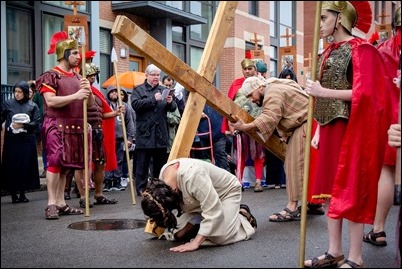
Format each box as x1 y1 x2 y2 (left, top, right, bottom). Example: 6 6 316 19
241 77 267 96
256 61 268 73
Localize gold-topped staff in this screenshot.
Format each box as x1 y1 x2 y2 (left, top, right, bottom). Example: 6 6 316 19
395 73 401 205
111 47 136 205
298 2 322 267
79 29 91 217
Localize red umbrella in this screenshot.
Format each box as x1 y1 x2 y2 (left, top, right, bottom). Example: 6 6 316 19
102 71 146 89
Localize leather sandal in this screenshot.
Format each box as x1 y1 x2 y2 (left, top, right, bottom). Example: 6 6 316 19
363 229 387 246
79 198 94 208
307 203 325 215
45 204 59 220
304 252 345 268
94 195 118 205
269 207 301 222
338 259 364 268
239 204 257 228
57 204 84 215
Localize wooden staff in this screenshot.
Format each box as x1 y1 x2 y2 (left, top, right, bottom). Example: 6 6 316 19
395 74 401 204
111 47 136 205
298 2 322 267
81 30 90 217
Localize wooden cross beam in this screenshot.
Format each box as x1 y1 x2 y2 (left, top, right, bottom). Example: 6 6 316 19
111 3 286 161
280 27 295 47
377 9 390 24
65 1 85 16
250 32 261 51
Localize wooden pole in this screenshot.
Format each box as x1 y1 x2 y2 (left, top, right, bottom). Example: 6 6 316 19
81 42 90 217
298 2 322 267
111 48 136 205
395 77 401 204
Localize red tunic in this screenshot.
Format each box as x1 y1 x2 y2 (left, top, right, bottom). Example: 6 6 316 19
37 67 86 169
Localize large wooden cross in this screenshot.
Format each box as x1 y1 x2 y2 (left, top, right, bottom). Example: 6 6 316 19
304 53 312 71
377 9 390 24
111 1 286 161
280 27 295 47
65 1 85 16
250 32 261 51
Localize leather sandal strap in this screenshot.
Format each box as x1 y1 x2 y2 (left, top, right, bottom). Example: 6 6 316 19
311 252 345 267
344 259 363 268
370 229 386 239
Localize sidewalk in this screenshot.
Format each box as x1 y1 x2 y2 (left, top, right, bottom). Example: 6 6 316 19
1 184 400 268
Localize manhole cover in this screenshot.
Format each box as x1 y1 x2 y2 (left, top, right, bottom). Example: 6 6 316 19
68 219 147 231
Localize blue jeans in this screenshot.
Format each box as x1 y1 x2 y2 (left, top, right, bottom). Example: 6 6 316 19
105 140 124 181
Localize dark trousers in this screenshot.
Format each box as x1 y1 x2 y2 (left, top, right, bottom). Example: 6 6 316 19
264 149 286 185
134 148 168 196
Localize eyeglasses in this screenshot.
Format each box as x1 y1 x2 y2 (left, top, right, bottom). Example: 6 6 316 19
148 73 160 77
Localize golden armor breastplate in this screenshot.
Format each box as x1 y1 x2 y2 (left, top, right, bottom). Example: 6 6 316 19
314 43 352 125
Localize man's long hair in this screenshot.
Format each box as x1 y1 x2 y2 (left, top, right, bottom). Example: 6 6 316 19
141 178 183 229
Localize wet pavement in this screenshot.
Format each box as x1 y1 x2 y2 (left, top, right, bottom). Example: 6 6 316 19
1 183 400 268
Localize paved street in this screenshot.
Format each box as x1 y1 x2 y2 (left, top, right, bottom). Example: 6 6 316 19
1 183 400 268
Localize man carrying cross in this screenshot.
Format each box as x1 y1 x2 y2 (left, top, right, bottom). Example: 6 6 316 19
230 76 309 222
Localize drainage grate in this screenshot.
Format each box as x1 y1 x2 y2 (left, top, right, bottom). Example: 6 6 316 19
68 219 147 231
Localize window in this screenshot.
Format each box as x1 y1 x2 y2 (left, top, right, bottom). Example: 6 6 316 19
99 29 112 87
269 46 278 78
129 56 143 72
269 1 296 77
173 25 186 62
374 1 387 24
249 1 259 16
7 7 34 83
173 43 186 62
190 46 203 70
157 1 184 10
170 1 217 70
41 14 64 72
190 1 213 41
269 2 277 38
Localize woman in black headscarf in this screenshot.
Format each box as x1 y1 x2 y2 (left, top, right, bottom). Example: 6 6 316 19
278 67 298 82
1 81 41 203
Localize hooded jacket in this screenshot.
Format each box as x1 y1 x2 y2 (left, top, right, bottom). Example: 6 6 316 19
105 86 135 143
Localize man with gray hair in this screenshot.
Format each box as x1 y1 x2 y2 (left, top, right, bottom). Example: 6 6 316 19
229 76 309 222
131 64 177 196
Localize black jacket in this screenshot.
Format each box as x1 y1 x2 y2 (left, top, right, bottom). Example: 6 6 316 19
131 81 176 149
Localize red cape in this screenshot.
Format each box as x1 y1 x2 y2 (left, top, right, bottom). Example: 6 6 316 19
376 36 400 165
91 86 117 171
221 77 246 133
327 40 390 224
